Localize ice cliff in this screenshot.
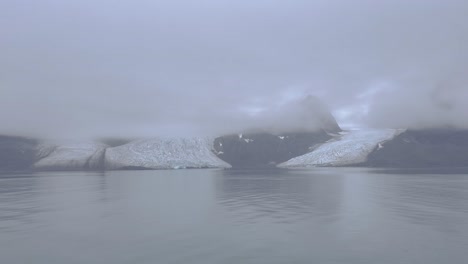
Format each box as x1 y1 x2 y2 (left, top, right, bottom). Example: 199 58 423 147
105 137 231 170
34 142 107 170
279 129 402 167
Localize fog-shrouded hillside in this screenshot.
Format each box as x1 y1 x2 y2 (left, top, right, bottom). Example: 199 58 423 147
214 131 334 168
247 95 341 135
364 129 468 168
0 135 37 171
2 128 468 171
0 95 341 171
2 99 468 172
212 95 342 168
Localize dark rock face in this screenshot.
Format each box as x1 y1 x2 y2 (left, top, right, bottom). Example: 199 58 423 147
0 135 38 171
214 131 333 168
213 95 342 168
259 95 342 134
300 96 342 134
364 129 468 168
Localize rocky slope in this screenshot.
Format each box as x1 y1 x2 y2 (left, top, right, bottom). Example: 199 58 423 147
214 131 334 168
0 135 37 171
364 129 468 168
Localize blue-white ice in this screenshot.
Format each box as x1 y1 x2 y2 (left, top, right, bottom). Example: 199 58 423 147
105 137 231 170
34 142 107 170
279 129 402 167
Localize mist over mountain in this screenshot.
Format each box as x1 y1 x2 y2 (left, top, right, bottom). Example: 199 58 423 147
364 76 468 130
0 94 342 171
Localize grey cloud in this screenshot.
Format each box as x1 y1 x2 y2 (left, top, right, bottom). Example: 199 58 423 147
1 0 467 139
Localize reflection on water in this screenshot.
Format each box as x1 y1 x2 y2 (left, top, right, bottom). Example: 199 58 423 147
0 174 41 232
370 173 468 234
215 169 343 224
0 168 467 264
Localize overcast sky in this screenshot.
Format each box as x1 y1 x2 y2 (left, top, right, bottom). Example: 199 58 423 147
1 0 468 139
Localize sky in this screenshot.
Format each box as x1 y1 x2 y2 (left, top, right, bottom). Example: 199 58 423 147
1 0 468 139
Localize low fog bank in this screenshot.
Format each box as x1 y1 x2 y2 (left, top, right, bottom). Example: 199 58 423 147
0 90 341 140
218 95 341 136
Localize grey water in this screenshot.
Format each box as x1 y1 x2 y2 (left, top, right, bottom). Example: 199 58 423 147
1 168 468 264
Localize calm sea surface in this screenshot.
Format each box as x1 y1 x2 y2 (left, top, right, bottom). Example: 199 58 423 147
1 168 468 264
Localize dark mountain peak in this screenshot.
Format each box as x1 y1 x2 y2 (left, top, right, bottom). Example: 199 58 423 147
251 95 341 135
299 95 341 133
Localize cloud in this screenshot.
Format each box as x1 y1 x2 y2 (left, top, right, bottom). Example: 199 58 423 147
365 75 468 130
1 0 467 138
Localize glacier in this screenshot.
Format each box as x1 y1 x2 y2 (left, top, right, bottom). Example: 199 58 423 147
34 142 107 170
278 129 403 167
105 137 231 170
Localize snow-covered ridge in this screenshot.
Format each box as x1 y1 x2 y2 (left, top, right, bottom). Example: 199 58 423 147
105 137 231 170
34 142 107 170
279 129 403 167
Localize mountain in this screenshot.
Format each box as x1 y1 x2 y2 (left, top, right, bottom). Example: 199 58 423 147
214 131 334 168
0 135 37 171
105 137 231 170
363 129 468 167
297 95 341 133
212 95 342 168
0 95 343 171
255 95 341 134
2 129 468 171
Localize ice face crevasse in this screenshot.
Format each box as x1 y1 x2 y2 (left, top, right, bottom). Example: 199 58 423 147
278 129 403 167
104 137 232 170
